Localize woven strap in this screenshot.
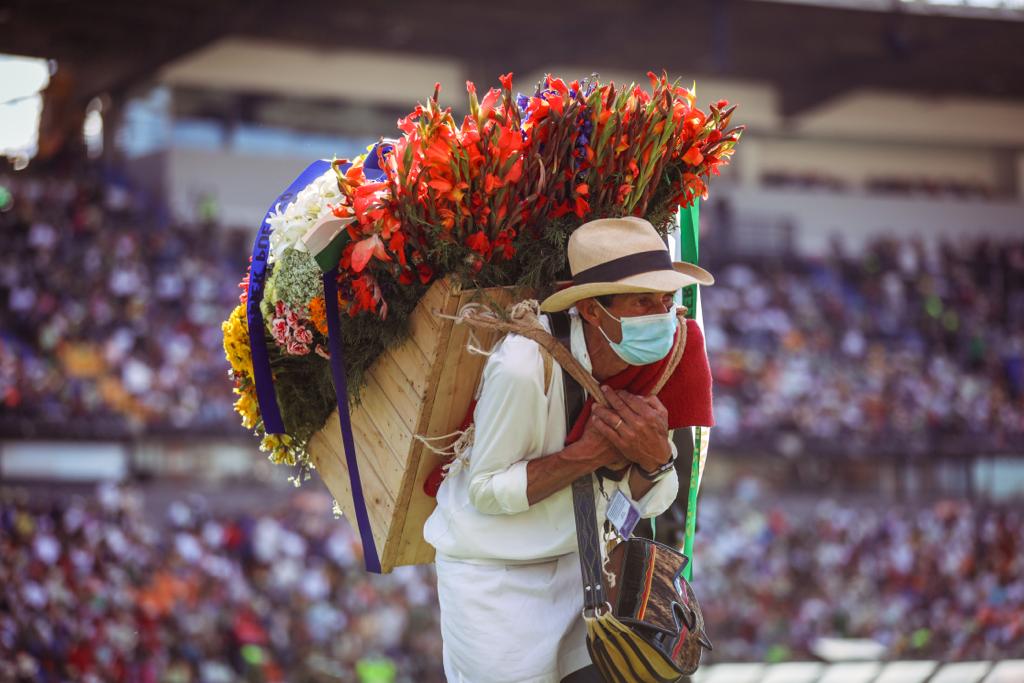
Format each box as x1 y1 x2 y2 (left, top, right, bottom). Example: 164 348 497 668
572 476 606 612
548 312 606 613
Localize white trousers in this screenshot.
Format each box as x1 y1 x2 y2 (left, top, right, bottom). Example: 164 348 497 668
435 552 592 683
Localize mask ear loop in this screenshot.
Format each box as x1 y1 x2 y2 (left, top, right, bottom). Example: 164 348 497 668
593 300 622 347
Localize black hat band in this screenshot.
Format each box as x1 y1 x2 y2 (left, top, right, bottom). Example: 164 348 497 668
572 249 674 285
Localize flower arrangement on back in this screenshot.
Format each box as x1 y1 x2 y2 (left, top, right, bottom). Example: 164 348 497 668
222 71 743 475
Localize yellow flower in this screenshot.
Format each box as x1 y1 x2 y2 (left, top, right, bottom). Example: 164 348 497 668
221 304 254 378
260 433 296 466
233 386 259 430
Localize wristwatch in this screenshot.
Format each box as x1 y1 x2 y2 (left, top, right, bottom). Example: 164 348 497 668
636 450 678 481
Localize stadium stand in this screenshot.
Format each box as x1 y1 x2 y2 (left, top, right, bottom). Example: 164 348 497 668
1 481 1021 680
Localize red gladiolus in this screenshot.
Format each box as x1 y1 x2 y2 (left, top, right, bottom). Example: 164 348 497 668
418 263 434 284
551 201 573 219
505 157 523 184
480 88 501 118
428 178 453 193
388 230 407 265
329 203 352 219
682 146 704 166
499 72 513 90
547 94 564 116
351 234 389 273
574 195 590 218
439 208 456 230
466 230 491 257
350 276 377 316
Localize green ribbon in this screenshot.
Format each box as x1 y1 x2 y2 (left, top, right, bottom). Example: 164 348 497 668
312 231 350 273
678 200 704 582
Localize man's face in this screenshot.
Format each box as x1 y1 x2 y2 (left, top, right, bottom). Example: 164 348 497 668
580 291 676 344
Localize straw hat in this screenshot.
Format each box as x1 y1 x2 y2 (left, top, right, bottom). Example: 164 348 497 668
539 216 714 312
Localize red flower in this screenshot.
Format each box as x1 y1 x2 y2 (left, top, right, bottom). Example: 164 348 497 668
505 157 523 184
499 72 514 91
388 230 407 265
494 228 516 260
350 276 377 316
417 263 435 284
238 273 250 305
439 208 456 230
428 178 453 193
551 201 574 219
573 195 590 218
480 88 501 118
351 234 389 273
682 146 704 166
547 95 564 116
466 230 491 257
546 76 569 97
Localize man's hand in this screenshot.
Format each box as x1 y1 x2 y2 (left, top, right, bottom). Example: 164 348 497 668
525 414 628 506
591 387 671 472
562 413 630 471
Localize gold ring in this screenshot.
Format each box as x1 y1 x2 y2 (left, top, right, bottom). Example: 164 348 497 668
614 418 623 431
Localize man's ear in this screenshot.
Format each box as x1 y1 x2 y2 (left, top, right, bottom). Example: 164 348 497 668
576 298 601 327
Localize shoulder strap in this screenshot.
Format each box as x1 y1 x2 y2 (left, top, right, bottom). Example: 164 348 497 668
548 312 585 426
548 311 606 613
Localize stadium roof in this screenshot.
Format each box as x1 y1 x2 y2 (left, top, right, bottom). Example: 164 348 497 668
3 0 1024 117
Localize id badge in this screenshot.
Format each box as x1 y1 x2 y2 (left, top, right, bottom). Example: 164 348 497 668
606 490 641 538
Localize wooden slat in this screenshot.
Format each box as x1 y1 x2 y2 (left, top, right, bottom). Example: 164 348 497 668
354 372 416 461
309 427 393 553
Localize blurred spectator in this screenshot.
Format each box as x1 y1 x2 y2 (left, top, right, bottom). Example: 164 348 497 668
0 484 445 683
1 482 1020 677
696 479 1024 663
704 236 1024 457
0 173 247 438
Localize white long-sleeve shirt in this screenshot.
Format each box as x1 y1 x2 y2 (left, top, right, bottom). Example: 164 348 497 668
423 310 679 563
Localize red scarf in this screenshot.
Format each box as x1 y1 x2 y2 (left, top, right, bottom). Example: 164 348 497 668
424 319 713 496
564 318 714 444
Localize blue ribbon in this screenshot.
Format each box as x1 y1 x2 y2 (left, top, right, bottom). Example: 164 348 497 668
246 159 332 434
321 143 390 573
322 265 382 573
248 144 392 572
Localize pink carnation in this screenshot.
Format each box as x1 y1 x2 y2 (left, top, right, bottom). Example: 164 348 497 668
286 340 310 356
271 318 288 344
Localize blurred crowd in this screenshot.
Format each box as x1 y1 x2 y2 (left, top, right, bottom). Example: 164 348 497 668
0 484 444 683
3 482 1021 681
696 479 1024 662
0 174 246 438
704 237 1024 457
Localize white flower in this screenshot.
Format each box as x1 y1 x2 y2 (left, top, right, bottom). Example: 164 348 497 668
267 169 345 263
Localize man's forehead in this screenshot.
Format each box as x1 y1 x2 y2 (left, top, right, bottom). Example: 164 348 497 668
611 290 677 302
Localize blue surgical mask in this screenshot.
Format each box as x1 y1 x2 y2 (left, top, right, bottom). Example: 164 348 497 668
595 300 678 366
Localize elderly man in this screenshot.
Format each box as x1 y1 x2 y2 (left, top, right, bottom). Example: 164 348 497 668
423 216 714 683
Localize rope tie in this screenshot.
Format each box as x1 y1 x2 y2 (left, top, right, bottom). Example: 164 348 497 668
414 425 476 476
